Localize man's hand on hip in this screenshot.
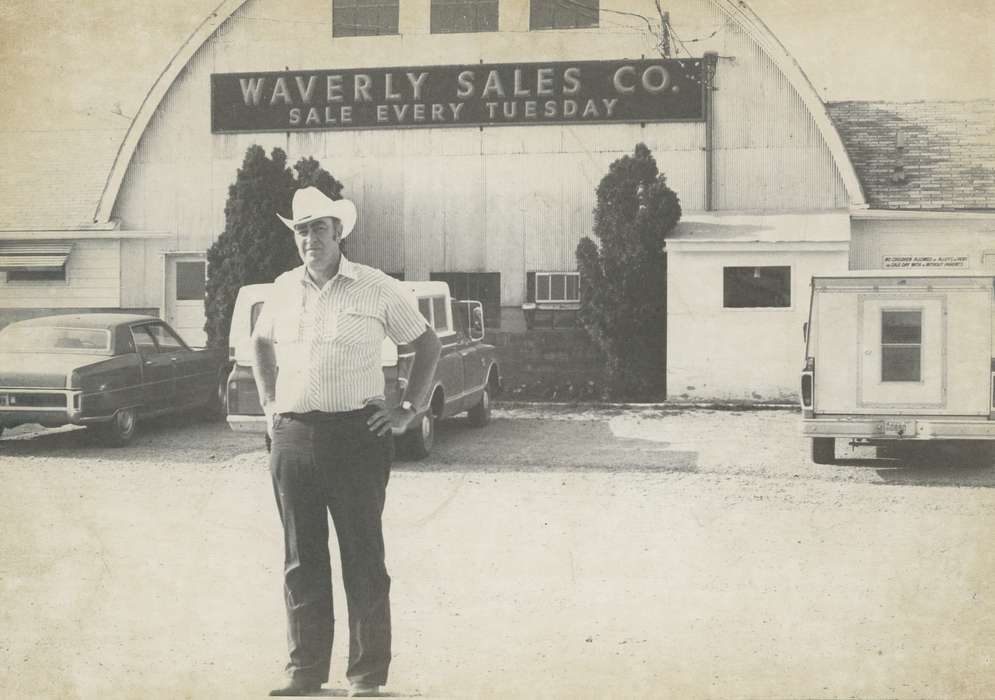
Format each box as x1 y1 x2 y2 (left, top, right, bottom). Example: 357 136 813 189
366 402 417 436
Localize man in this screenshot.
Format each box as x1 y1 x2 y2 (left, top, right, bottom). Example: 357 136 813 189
252 187 441 697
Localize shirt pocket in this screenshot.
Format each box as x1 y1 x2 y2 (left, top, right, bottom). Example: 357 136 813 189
333 309 381 345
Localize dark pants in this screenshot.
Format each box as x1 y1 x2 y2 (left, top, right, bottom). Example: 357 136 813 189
269 408 392 687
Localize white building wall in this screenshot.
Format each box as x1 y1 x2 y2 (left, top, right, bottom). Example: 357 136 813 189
110 0 851 311
851 218 995 271
0 240 120 309
667 244 849 401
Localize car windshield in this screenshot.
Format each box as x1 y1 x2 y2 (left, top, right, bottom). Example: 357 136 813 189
0 325 112 353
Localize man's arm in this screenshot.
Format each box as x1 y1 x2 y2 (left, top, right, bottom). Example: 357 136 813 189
251 331 279 438
367 327 442 436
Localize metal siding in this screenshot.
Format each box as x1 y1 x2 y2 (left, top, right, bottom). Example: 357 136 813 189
111 0 853 310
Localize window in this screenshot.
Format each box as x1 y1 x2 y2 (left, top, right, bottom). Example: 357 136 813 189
722 267 791 308
430 272 501 327
134 323 188 353
7 268 66 282
532 272 580 303
530 0 598 29
416 296 451 333
881 310 922 382
431 0 498 33
333 0 399 37
132 327 158 356
250 302 265 335
431 296 449 331
176 261 206 301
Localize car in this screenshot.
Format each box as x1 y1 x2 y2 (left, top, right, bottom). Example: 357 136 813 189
0 314 231 446
226 280 501 459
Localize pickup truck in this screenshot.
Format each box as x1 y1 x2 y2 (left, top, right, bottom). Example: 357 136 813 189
800 271 995 463
226 280 501 458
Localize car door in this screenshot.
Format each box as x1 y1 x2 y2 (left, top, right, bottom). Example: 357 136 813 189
131 324 176 412
147 322 209 408
452 300 487 396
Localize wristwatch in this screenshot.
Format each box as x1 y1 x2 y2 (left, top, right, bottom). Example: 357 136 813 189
400 400 415 413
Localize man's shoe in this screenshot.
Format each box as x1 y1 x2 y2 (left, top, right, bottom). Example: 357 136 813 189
348 682 381 697
269 679 322 696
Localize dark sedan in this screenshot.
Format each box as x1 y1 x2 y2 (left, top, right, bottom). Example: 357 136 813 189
0 314 230 446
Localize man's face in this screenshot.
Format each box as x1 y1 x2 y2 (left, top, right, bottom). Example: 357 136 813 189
294 217 341 270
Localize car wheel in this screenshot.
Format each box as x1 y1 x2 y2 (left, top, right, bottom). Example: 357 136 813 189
466 386 491 427
811 437 835 465
201 373 228 420
398 412 435 460
95 408 137 447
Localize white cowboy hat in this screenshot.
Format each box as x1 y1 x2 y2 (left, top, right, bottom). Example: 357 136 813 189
277 187 357 238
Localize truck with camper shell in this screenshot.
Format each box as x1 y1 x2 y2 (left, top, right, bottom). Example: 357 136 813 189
226 280 501 459
800 271 995 464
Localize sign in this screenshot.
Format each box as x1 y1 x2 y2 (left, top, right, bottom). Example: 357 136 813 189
882 255 970 269
211 59 704 133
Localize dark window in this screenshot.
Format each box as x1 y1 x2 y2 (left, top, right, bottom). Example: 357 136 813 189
250 302 265 335
431 296 449 331
132 327 158 356
7 268 65 282
881 310 922 382
722 267 791 308
333 0 399 37
431 0 498 33
530 0 597 29
176 261 206 301
418 298 432 323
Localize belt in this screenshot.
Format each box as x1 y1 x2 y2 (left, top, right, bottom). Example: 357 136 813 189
280 407 373 423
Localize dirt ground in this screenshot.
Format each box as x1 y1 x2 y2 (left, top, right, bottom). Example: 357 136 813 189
1 406 994 699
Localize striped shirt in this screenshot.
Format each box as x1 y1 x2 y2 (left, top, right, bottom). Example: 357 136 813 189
255 256 428 413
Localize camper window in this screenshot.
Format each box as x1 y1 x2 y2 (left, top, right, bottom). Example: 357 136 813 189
881 310 922 382
722 266 791 308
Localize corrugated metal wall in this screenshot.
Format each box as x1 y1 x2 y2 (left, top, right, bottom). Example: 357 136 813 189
112 0 851 307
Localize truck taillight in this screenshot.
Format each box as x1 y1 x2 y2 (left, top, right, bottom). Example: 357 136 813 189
800 357 814 416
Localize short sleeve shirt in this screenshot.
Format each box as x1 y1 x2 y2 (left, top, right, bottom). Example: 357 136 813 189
253 257 427 413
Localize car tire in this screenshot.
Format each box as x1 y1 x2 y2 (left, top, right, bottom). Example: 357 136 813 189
811 437 835 465
398 412 434 460
199 372 228 420
95 408 137 447
466 386 491 427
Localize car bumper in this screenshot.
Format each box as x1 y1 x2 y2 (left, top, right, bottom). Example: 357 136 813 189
802 416 995 441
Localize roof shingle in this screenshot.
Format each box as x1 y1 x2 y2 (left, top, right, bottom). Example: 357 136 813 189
827 100 995 211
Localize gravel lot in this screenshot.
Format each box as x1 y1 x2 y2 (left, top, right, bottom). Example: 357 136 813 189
2 406 994 699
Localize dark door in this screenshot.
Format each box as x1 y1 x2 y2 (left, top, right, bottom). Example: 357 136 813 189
148 322 211 408
430 272 501 328
131 325 175 411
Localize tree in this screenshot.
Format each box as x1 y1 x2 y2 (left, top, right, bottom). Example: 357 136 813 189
203 146 343 348
575 143 681 400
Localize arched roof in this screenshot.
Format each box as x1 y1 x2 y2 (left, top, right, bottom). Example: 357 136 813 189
94 0 866 223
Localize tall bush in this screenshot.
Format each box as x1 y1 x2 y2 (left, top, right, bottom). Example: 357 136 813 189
203 146 342 348
575 143 681 399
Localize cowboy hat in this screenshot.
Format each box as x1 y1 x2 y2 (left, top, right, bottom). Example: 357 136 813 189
277 187 357 238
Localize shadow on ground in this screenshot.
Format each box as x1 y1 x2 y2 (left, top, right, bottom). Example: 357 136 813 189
835 442 995 488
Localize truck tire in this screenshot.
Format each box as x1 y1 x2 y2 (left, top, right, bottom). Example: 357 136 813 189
466 386 491 427
811 437 835 464
93 408 137 447
398 413 434 460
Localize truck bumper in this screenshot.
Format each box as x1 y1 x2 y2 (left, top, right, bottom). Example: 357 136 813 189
802 416 995 441
227 414 265 433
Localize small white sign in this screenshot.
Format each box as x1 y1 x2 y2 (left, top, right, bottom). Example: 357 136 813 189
882 255 969 269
